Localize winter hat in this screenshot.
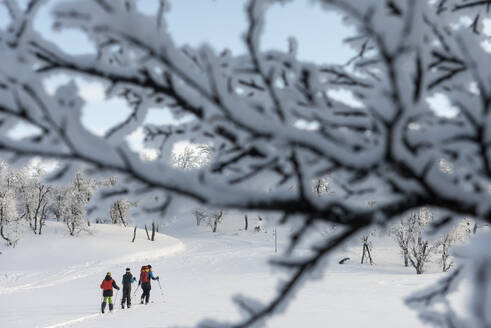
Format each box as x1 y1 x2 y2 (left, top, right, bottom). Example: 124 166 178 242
126 268 130 272
107 272 111 276
147 264 152 269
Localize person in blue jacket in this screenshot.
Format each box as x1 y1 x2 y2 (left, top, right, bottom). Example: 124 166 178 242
138 264 159 304
121 268 135 309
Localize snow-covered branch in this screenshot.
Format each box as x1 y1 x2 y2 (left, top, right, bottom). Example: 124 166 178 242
0 0 491 326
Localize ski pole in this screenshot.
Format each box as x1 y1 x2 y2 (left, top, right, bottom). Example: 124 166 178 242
157 279 164 302
133 284 140 297
115 289 119 306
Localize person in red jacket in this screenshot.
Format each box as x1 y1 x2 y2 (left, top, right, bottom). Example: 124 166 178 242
100 272 120 313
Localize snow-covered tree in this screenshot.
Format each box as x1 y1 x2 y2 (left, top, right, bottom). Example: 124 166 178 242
16 167 51 235
0 162 21 246
54 172 95 236
193 209 206 226
394 208 434 274
50 186 66 222
392 217 411 268
109 199 135 226
1 0 491 326
434 218 473 272
193 208 224 233
407 208 434 275
172 145 211 170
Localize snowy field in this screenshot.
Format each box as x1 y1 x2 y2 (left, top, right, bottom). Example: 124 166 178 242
0 220 453 328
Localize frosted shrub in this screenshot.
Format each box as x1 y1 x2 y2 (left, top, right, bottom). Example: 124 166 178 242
394 208 434 274
434 218 473 272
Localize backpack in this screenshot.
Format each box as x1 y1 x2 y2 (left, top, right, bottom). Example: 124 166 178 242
101 278 114 291
122 273 133 286
140 266 149 283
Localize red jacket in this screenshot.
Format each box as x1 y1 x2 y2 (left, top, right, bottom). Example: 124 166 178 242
100 275 119 297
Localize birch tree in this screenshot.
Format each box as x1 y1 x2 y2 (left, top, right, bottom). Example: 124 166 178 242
0 162 21 246
109 199 135 226
17 167 51 235
434 218 473 272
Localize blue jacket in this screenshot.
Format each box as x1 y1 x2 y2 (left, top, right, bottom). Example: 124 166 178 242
149 270 158 281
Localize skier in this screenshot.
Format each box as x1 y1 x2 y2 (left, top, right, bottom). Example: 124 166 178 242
100 272 120 313
121 267 135 309
138 264 159 304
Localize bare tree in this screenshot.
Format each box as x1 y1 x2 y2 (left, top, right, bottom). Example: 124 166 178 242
360 232 374 265
361 200 376 265
434 219 472 272
193 208 225 232
406 209 434 275
109 199 135 226
0 0 491 326
0 163 22 246
16 167 51 235
210 210 224 233
392 218 411 267
193 209 206 226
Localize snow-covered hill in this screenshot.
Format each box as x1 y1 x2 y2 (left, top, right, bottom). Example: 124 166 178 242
0 221 453 328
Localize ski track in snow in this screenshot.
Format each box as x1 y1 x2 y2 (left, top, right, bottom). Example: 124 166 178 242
42 302 159 328
43 314 100 328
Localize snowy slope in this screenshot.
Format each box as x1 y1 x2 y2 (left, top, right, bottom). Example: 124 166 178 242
0 220 456 328
0 222 184 327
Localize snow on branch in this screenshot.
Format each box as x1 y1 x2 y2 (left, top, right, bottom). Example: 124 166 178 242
0 0 491 326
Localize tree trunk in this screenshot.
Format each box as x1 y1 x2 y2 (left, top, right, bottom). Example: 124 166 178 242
213 219 218 233
0 226 13 246
244 215 248 230
132 226 137 243
361 243 373 265
274 228 277 253
38 204 48 235
151 222 156 241
144 224 150 240
361 244 366 264
117 202 127 227
366 244 374 265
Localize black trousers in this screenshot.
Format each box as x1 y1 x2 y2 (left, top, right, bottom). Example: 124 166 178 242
141 283 151 303
121 286 131 306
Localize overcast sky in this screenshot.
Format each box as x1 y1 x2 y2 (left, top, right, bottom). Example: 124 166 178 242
4 0 354 149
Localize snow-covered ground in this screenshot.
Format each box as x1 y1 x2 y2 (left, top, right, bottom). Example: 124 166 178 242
0 219 454 328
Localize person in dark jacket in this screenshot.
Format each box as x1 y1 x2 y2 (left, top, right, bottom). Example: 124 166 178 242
138 264 159 304
121 268 135 309
100 272 120 313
